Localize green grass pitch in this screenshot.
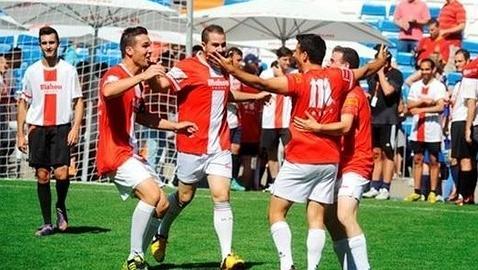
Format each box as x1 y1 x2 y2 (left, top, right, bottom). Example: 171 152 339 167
1 180 477 269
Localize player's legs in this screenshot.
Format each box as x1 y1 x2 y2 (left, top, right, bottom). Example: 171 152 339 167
378 125 397 199
35 167 54 236
53 165 70 231
427 143 441 203
306 200 327 270
269 195 294 270
407 141 424 201
261 129 280 185
368 125 384 196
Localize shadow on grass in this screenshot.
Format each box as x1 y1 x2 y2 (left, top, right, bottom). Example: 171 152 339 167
59 226 111 234
150 261 264 269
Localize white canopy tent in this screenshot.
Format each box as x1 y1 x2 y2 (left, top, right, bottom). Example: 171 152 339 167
193 0 389 45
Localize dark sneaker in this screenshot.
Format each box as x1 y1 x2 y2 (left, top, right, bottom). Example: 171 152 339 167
56 208 68 232
35 224 54 236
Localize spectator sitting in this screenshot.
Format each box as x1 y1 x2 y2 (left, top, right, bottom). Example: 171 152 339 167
393 0 431 53
415 19 449 68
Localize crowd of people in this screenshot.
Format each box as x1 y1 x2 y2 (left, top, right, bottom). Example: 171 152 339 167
1 0 478 269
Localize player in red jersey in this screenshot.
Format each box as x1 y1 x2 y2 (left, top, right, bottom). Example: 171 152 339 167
151 25 269 269
17 26 84 237
294 46 372 269
96 26 197 270
212 35 388 270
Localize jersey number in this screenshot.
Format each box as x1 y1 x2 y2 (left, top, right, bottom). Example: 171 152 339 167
309 78 332 109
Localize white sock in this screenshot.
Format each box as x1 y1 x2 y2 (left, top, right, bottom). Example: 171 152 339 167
129 200 155 259
213 201 233 259
307 228 326 270
159 192 184 238
270 221 294 270
348 234 370 270
143 217 161 252
333 239 349 269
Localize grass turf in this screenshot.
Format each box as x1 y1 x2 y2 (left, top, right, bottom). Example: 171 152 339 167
1 180 477 269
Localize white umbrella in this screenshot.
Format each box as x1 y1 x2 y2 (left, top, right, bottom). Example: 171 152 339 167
0 0 179 30
193 0 389 45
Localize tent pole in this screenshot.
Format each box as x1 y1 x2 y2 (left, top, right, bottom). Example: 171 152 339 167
186 0 193 57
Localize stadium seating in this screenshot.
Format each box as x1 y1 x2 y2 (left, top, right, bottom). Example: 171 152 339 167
17 35 38 46
447 72 462 86
396 52 414 66
360 3 387 23
378 19 399 34
224 0 250 5
463 39 478 54
149 0 171 6
429 6 441 19
388 4 396 18
0 43 11 54
21 47 42 65
0 35 14 46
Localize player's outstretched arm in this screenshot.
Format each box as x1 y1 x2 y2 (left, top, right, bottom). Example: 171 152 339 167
210 51 289 95
293 111 354 136
136 111 198 135
103 64 165 98
352 44 388 81
229 90 271 102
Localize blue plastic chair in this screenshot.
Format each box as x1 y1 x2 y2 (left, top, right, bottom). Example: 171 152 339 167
447 72 462 86
0 36 14 46
396 52 414 66
379 19 400 33
463 40 478 54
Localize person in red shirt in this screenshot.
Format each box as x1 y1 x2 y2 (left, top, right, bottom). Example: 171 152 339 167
415 19 449 67
294 46 372 269
152 25 269 269
16 26 84 237
212 35 388 270
96 26 197 270
438 0 466 72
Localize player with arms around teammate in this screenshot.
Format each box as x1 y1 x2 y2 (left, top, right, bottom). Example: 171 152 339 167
212 34 388 270
294 46 372 269
96 26 197 270
151 24 269 269
17 26 84 236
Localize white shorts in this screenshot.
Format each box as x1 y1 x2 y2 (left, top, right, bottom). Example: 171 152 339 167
336 172 369 201
177 150 232 184
272 160 338 204
109 155 164 201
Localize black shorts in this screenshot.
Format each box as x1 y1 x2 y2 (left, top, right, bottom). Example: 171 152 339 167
230 127 241 145
410 141 441 158
28 124 71 168
372 124 397 150
260 128 290 152
240 143 260 156
451 121 475 159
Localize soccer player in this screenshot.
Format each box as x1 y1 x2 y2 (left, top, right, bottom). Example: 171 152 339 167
151 25 269 269
16 26 84 236
293 46 372 269
95 26 197 270
404 59 447 203
211 34 388 270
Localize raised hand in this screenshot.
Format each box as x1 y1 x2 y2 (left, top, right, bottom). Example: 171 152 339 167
141 64 166 81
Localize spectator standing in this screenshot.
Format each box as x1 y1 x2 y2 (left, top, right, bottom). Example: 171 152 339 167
393 0 431 53
438 0 466 72
404 59 447 203
363 47 404 200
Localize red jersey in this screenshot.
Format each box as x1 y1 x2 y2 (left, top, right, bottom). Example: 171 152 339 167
463 58 478 79
416 37 449 64
285 67 354 164
166 56 230 155
96 64 143 175
340 86 373 179
438 0 466 47
238 84 262 143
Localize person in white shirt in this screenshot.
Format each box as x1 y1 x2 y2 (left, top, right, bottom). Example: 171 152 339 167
16 26 84 236
405 58 447 203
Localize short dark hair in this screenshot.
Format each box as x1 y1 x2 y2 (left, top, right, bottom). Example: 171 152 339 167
420 58 436 70
342 47 360 69
227 47 243 57
201 24 225 43
120 26 148 58
296 34 326 65
39 26 59 44
456 49 470 61
192 44 203 56
276 46 292 58
428 18 439 27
